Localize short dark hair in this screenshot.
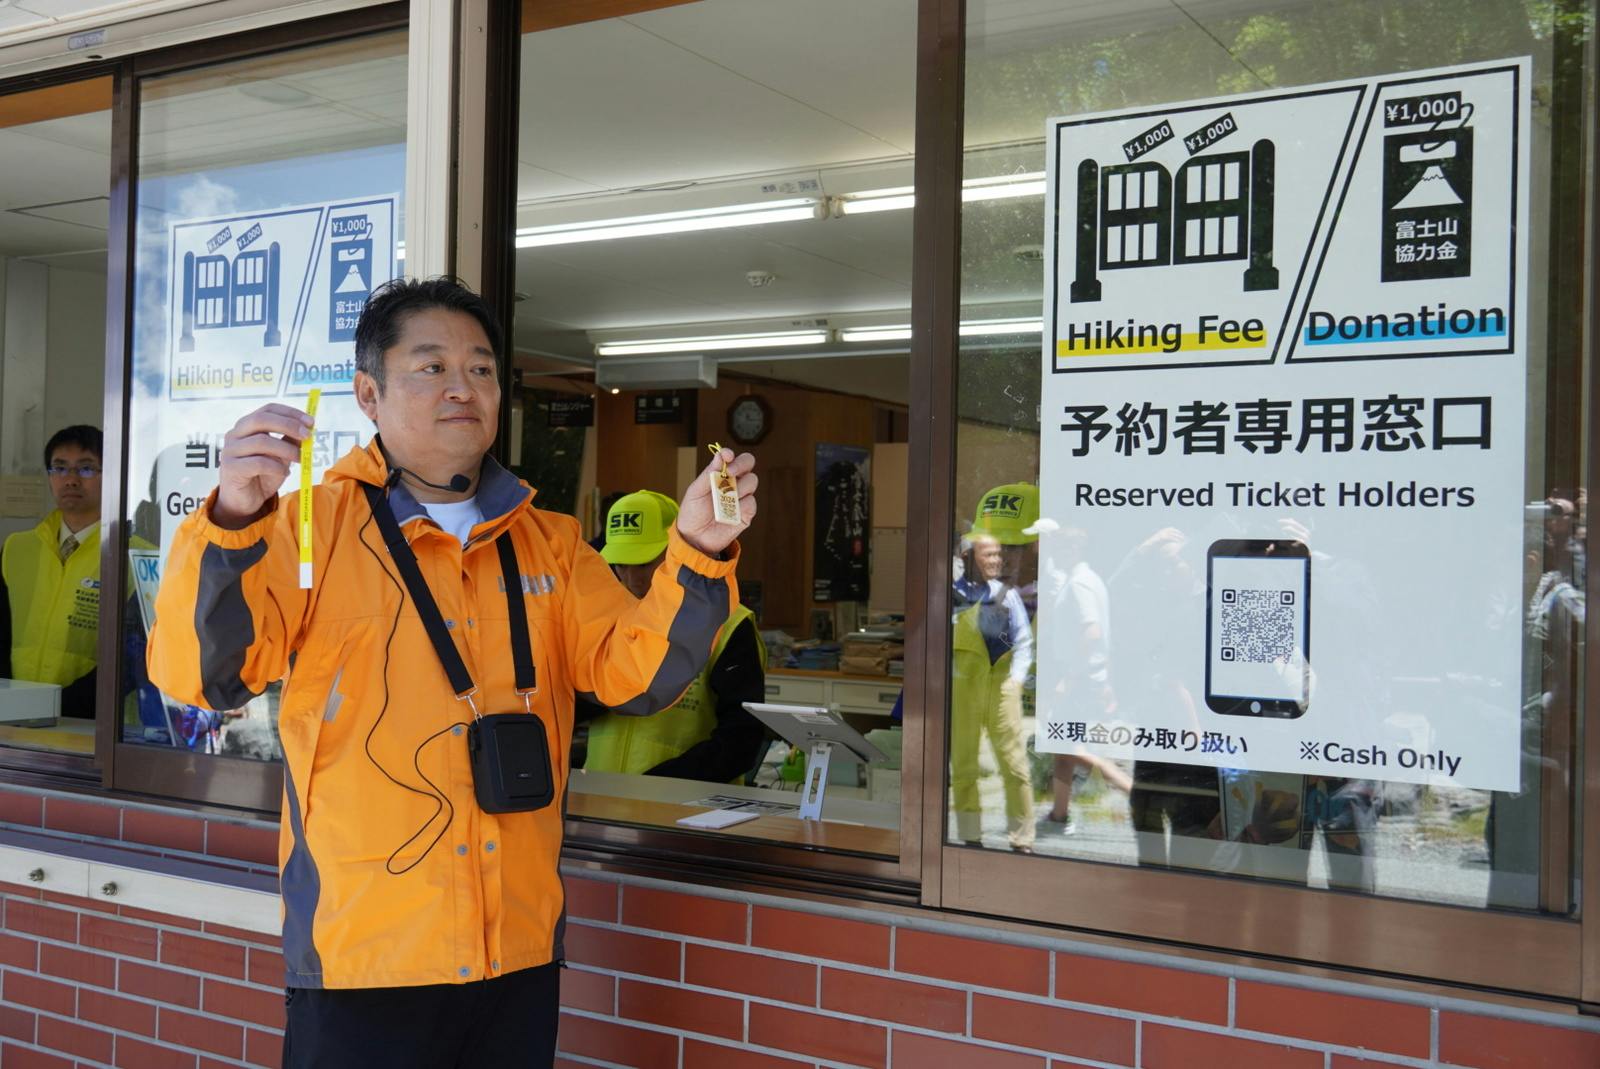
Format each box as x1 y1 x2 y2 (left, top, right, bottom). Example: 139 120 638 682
44 425 102 469
353 277 503 392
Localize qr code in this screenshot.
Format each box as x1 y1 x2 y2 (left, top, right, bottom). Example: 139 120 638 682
1218 588 1297 663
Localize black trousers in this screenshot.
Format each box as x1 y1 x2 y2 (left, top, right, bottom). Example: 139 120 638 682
282 961 560 1069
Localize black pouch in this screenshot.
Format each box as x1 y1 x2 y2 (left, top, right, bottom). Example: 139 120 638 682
467 712 554 813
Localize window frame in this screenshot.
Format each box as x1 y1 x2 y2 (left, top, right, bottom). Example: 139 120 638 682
0 68 118 784
912 0 1600 1004
96 4 408 812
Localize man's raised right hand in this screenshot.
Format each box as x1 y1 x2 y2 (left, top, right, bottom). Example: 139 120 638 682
212 403 314 530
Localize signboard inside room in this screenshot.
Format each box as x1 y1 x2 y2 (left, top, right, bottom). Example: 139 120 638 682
1034 59 1530 792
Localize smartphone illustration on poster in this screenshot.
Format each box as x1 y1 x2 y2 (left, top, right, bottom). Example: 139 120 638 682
1205 539 1311 718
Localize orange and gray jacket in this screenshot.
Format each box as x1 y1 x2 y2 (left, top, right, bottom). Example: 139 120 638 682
148 440 738 989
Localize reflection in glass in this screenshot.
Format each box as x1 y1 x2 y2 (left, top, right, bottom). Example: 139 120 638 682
123 33 407 760
950 0 1589 912
0 80 113 757
513 0 915 853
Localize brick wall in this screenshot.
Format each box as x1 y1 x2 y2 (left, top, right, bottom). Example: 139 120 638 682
556 875 1600 1069
4 787 1600 1069
0 880 284 1068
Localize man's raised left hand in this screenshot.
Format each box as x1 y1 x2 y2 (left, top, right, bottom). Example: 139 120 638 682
676 449 758 556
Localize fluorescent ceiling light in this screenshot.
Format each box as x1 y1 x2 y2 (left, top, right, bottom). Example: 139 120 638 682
961 317 1043 336
518 198 820 248
836 187 915 216
595 329 828 356
837 173 1048 215
962 173 1048 202
838 325 913 343
839 318 1043 343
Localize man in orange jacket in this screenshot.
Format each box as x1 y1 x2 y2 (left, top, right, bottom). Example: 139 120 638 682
148 278 757 1068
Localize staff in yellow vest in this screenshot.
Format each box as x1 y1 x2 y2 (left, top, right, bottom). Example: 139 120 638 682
949 483 1039 853
0 426 106 717
582 490 767 783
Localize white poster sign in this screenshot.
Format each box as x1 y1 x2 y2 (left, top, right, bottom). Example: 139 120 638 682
165 195 398 401
1036 59 1530 791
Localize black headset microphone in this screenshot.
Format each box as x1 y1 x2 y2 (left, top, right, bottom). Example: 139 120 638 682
385 465 472 494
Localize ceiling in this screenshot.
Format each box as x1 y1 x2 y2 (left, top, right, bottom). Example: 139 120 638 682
0 108 111 268
0 0 1304 403
510 0 1300 406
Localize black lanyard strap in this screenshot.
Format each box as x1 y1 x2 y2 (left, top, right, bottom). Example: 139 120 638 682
362 482 537 711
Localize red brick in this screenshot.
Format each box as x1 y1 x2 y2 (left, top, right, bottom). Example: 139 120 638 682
204 822 278 866
6 899 78 943
42 889 115 914
1237 981 1429 1058
558 1012 678 1067
0 1003 34 1042
0 790 44 826
160 931 247 979
1142 1022 1323 1069
158 1007 243 1059
40 943 117 989
822 968 965 1033
38 1017 114 1063
686 944 816 1006
1330 1057 1413 1069
751 907 889 969
118 906 202 930
563 923 680 981
618 977 742 1041
559 967 614 1014
564 876 618 922
621 885 747 944
1054 951 1228 1024
114 1034 197 1069
893 1031 1047 1069
1439 1011 1600 1069
42 797 121 839
748 1002 886 1067
244 1028 282 1068
0 880 44 899
247 947 284 988
0 931 39 969
80 915 159 960
80 989 157 1036
971 994 1134 1064
122 809 205 853
200 921 278 947
2 1044 74 1069
119 961 202 1008
683 1038 812 1069
897 930 1049 996
4 970 76 1015
203 979 285 1030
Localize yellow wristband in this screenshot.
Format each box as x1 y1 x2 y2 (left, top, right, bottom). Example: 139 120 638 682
297 388 321 589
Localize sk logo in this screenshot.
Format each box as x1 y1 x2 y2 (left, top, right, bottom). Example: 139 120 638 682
610 511 644 531
1299 741 1321 760
1046 722 1066 741
984 493 1022 517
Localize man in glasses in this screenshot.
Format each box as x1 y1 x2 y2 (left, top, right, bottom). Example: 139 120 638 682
0 425 105 717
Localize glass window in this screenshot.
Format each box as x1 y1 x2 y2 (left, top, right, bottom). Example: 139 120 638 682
124 33 406 760
950 0 1590 913
0 78 113 760
512 0 916 855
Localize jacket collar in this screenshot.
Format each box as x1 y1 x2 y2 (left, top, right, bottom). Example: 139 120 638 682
327 437 536 538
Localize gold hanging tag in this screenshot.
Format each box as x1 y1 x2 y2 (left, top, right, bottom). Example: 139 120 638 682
707 442 742 526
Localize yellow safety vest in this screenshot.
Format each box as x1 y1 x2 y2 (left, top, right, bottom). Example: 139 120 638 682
950 596 1028 717
3 512 101 688
586 604 762 776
